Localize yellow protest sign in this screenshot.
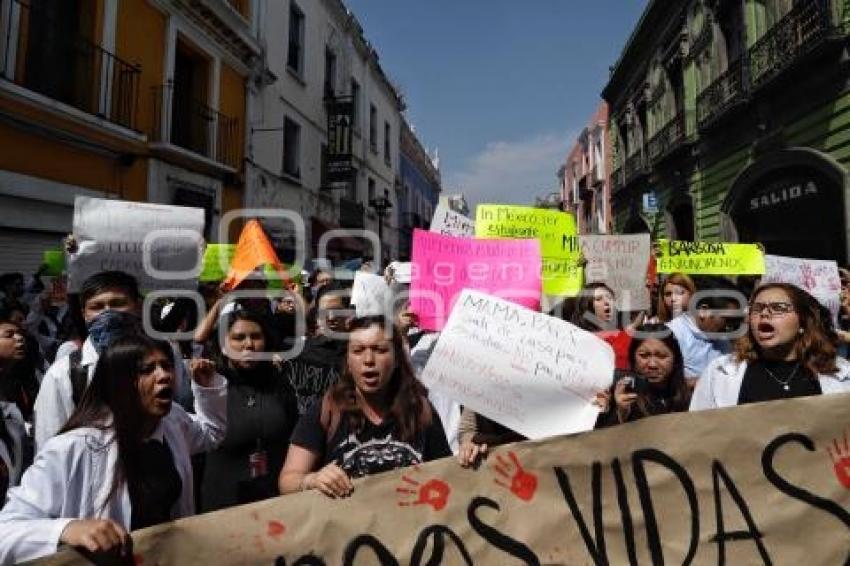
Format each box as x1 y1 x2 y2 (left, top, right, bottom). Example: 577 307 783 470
475 204 582 295
656 240 765 275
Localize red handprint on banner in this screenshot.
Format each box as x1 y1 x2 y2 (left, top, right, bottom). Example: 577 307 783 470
826 429 850 489
396 470 451 511
492 451 538 502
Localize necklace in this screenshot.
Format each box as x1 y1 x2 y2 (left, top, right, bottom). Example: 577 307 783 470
763 362 799 391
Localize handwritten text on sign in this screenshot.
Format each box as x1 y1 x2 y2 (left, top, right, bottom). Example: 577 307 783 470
421 289 614 439
41 393 850 565
656 240 766 275
429 203 475 237
578 234 651 311
475 204 581 296
68 197 205 292
763 254 841 324
410 230 542 332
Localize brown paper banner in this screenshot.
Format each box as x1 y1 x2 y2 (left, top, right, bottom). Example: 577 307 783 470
37 393 850 565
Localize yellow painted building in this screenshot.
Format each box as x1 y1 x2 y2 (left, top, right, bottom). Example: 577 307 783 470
0 0 257 272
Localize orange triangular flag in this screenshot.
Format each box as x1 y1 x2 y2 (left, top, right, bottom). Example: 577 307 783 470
221 220 287 291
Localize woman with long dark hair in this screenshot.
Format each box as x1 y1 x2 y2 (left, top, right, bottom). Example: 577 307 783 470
571 282 637 370
598 323 690 425
0 335 227 563
691 283 850 409
279 315 451 497
200 310 297 511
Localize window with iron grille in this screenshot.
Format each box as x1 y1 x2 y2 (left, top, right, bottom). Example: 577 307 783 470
287 3 305 77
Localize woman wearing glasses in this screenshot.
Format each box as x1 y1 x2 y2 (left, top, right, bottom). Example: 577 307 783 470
690 283 850 410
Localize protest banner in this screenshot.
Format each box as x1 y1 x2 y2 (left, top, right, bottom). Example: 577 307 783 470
200 244 236 282
38 393 850 565
581 234 651 311
763 254 842 324
222 220 287 291
67 197 205 293
475 204 581 296
351 271 392 316
410 229 542 331
430 203 475 237
656 239 766 275
42 249 64 277
421 289 615 439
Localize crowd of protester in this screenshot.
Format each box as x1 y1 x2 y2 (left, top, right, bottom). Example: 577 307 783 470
1 248 850 562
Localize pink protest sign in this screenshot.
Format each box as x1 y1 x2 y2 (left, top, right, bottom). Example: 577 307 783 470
410 229 542 331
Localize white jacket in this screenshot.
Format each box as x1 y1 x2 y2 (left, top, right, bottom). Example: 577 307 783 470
0 375 227 564
33 338 194 452
690 354 850 411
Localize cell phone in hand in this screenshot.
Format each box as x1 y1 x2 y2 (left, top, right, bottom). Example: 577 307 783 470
622 374 648 395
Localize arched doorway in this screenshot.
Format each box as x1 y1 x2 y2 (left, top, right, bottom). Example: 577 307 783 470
723 148 847 262
623 215 651 235
668 197 695 241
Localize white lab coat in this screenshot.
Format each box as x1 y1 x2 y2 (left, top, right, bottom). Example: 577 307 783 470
0 374 227 564
690 354 850 411
33 338 194 452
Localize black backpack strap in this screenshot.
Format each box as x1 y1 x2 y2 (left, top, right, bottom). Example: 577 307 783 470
68 348 88 406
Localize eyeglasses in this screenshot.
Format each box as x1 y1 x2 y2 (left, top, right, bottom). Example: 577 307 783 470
748 301 795 316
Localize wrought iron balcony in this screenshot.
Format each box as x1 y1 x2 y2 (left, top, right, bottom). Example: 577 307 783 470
749 0 834 88
339 197 365 229
696 58 747 129
152 83 239 169
1 0 141 130
647 112 689 164
624 152 648 184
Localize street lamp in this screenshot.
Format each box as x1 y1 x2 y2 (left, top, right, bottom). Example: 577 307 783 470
369 192 393 270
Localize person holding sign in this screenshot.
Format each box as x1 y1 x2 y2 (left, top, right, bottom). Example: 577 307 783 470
279 316 451 498
0 335 227 564
691 283 850 410
597 324 690 426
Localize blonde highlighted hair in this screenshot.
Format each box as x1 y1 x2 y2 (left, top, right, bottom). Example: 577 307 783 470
656 273 696 322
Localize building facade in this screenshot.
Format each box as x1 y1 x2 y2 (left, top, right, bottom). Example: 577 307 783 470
604 0 850 262
561 102 612 234
246 0 407 264
398 119 440 260
0 0 255 273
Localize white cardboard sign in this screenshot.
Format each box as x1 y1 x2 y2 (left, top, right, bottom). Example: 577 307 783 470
420 289 615 439
429 203 475 237
580 234 651 311
762 254 842 324
350 271 392 317
68 197 205 292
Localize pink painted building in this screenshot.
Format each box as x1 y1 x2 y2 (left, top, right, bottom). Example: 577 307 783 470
560 102 612 234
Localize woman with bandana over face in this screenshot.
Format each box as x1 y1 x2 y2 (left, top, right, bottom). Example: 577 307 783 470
0 335 227 564
691 283 850 410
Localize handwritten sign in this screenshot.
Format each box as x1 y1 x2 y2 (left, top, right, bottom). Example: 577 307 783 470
763 254 841 324
350 272 392 316
68 197 205 292
388 261 414 284
39 393 850 565
410 230 542 332
656 240 765 275
430 203 475 237
580 234 651 311
475 204 581 296
421 289 614 439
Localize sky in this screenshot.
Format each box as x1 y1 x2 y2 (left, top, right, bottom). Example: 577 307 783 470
344 0 648 208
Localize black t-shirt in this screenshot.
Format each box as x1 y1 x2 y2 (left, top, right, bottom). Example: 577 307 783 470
282 337 345 414
291 400 452 479
738 359 823 405
129 439 182 531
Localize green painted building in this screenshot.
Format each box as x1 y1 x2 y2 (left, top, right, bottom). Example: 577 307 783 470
603 0 850 263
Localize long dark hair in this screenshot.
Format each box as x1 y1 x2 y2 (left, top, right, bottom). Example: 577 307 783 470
628 323 690 414
735 282 838 375
60 335 172 512
571 282 617 331
327 315 431 443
